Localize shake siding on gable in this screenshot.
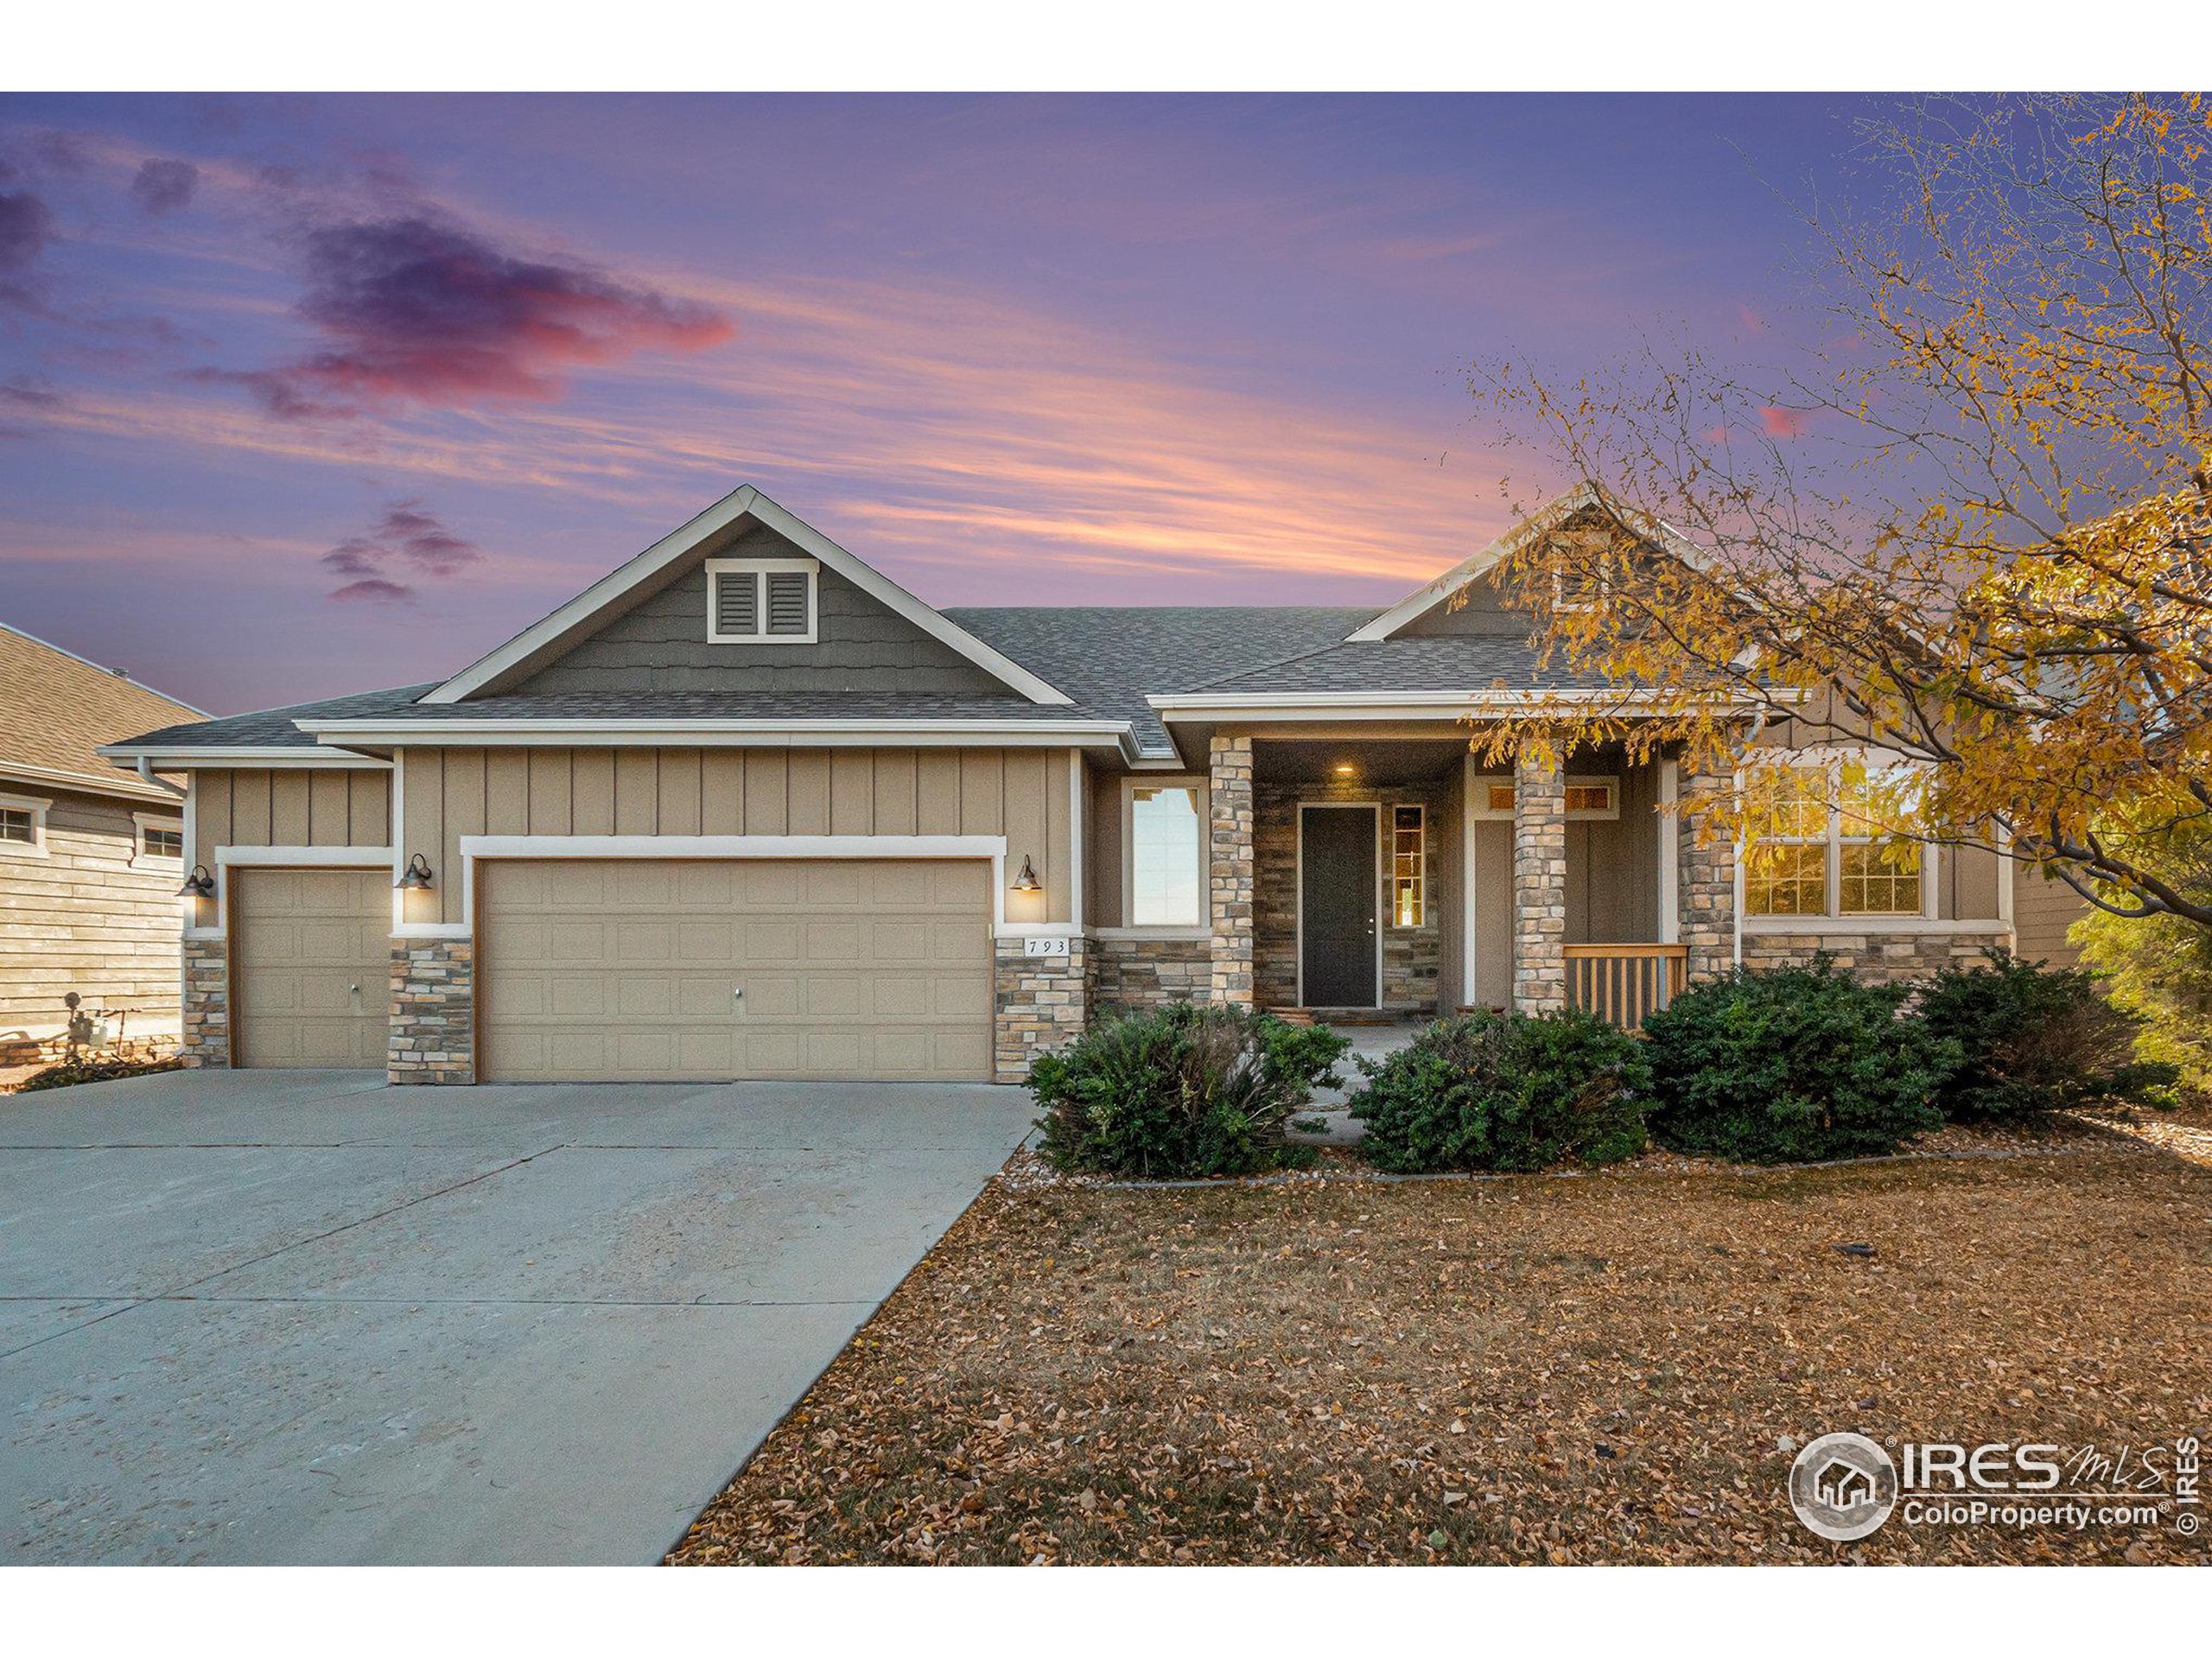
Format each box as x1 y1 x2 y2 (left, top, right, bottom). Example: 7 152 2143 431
503 527 1010 697
397 747 1078 927
0 786 185 1034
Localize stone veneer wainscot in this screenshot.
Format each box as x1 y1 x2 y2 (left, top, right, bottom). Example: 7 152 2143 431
994 935 1088 1084
389 939 474 1085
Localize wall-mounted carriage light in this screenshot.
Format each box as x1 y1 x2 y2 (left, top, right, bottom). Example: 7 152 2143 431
1010 855 1042 893
396 854 435 892
177 864 216 900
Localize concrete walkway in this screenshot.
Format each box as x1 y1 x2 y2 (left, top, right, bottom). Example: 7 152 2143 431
0 1068 1033 1563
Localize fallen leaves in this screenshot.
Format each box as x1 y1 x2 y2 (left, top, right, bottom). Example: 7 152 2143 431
668 1129 2211 1566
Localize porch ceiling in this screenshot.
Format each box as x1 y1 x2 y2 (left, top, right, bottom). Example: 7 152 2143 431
1253 737 1469 785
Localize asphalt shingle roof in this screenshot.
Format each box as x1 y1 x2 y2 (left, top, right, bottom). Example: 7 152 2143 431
0 623 207 790
113 607 1616 760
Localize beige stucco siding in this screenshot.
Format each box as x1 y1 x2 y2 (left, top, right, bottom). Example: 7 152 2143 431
191 767 391 869
0 785 184 1036
398 747 1077 926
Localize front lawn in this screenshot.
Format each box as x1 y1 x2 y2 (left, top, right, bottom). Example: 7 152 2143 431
670 1129 2211 1565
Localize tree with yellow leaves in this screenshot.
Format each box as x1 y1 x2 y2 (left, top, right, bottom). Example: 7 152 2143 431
1467 93 2212 931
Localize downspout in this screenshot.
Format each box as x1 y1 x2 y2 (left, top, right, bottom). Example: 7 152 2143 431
1734 709 1770 969
138 757 186 798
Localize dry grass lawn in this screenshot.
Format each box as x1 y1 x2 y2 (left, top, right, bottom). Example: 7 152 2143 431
671 1127 2212 1566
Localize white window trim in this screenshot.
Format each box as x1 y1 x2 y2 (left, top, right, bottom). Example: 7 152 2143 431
1389 804 1426 930
705 556 819 645
1466 774 1619 821
1738 750 1940 925
131 810 185 868
0 790 51 858
1121 775 1208 931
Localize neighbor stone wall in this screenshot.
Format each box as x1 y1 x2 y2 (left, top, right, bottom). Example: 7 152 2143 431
388 939 474 1085
1740 928 2012 986
995 936 1089 1083
1090 934 1211 1011
1208 735 1255 1007
1511 749 1567 1014
181 935 230 1067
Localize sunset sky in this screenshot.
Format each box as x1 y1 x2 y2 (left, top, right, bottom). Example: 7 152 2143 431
0 93 1881 713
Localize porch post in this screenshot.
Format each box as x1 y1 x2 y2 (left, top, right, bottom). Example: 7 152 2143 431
1208 732 1255 1007
1511 745 1567 1014
1677 756 1738 982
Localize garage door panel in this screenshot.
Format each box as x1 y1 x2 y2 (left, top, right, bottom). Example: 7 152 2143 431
480 857 992 1083
233 867 390 1069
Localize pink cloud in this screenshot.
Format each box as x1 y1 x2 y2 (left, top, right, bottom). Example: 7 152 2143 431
1758 404 1809 439
225 213 734 419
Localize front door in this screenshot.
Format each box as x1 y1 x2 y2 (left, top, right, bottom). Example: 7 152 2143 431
1300 804 1378 1007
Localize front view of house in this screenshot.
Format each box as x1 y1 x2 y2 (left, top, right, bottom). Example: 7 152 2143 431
108 485 2064 1086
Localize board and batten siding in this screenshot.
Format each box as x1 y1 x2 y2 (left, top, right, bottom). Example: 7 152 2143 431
397 747 1078 926
0 785 185 1033
190 767 392 871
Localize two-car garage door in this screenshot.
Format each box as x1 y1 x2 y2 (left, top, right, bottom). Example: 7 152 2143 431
476 859 994 1084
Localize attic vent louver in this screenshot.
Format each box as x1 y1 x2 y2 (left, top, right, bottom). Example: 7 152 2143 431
766 570 810 635
704 556 818 644
714 569 758 636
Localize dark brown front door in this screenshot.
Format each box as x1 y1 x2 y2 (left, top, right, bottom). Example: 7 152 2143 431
1300 804 1377 1007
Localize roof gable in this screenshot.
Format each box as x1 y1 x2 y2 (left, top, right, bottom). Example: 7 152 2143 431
423 486 1072 706
1345 482 1707 642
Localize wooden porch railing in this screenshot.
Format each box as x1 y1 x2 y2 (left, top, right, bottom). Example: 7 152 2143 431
1564 944 1688 1032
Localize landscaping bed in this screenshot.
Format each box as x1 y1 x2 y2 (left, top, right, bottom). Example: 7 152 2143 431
670 1129 2211 1566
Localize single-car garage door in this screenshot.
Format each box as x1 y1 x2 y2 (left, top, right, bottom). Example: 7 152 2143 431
231 867 392 1068
478 858 994 1084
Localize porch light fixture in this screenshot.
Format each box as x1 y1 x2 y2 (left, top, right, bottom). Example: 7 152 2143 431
177 864 216 899
1332 764 1357 777
1011 855 1042 893
397 854 435 892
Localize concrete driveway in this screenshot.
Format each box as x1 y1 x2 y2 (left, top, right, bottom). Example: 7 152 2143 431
0 1068 1033 1564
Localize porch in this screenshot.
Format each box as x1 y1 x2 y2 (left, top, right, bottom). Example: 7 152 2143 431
1205 731 1711 1032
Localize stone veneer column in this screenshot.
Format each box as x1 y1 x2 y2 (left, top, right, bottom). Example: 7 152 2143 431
1676 760 1738 982
993 936 1089 1084
181 935 230 1066
1511 747 1567 1014
388 939 475 1084
1208 733 1255 1007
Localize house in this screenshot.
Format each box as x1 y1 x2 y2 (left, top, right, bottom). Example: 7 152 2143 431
105 484 2067 1087
1 623 204 1066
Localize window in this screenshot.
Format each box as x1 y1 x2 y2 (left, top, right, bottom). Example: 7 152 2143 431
1471 776 1619 820
1391 805 1425 927
134 814 184 867
0 793 48 856
1127 782 1204 926
705 557 817 644
1745 755 1926 919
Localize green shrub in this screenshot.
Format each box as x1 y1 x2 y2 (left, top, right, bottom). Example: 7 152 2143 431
2069 825 2212 1099
1639 958 1952 1162
1348 1007 1649 1173
1915 949 2177 1120
1030 1002 1349 1179
14 1057 183 1093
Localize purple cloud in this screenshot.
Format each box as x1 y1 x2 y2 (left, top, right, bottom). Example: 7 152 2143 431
320 499 481 601
231 213 734 419
130 158 200 215
329 578 415 603
0 188 55 310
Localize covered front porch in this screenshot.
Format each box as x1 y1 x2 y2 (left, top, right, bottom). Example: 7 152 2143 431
1202 729 1714 1031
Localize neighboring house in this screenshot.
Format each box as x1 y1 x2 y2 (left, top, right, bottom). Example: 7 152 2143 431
106 485 2068 1087
1 623 204 1064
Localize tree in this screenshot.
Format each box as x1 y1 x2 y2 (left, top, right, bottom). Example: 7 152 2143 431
1465 93 2212 931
